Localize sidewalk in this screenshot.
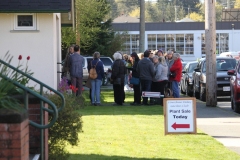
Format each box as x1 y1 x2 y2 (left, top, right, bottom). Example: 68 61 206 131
196 100 240 155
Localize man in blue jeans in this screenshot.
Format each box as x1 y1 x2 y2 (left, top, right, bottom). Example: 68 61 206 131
137 50 155 105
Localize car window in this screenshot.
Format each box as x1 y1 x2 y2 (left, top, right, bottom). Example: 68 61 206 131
188 63 198 73
100 58 112 66
202 59 236 72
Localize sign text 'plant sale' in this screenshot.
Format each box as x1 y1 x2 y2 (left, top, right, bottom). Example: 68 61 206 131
164 98 196 135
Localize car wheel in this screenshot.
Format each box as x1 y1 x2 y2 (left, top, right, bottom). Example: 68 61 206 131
200 86 206 102
193 83 200 99
232 94 240 113
180 82 185 94
185 84 188 96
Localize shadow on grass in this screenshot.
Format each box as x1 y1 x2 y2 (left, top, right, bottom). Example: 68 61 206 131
69 154 179 160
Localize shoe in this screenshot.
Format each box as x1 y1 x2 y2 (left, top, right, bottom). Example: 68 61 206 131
112 103 122 106
96 103 102 106
91 103 96 106
142 103 149 106
130 102 136 105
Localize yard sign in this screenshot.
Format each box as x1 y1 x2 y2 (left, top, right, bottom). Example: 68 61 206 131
163 98 196 135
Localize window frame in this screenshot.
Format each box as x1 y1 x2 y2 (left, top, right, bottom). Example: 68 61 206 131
14 13 37 30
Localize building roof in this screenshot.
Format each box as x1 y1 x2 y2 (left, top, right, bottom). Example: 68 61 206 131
0 0 71 13
112 21 240 31
113 15 140 23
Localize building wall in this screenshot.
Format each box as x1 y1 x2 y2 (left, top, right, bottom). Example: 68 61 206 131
126 30 236 62
0 13 61 90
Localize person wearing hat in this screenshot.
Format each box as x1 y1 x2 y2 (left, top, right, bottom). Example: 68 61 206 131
137 50 155 105
129 52 141 105
156 49 164 57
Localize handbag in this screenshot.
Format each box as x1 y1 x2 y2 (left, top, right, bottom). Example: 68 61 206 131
113 78 121 85
130 77 139 85
85 77 92 88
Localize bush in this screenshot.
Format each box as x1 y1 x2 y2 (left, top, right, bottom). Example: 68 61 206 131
48 93 83 160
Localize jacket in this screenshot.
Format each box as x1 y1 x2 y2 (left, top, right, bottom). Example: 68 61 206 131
170 58 182 82
68 53 84 78
131 58 140 78
153 63 168 82
136 57 155 81
111 59 126 84
89 58 104 80
166 58 175 75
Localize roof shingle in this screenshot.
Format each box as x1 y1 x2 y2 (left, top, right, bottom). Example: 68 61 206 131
0 0 71 13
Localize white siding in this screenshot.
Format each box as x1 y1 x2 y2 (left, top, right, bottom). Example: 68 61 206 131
0 13 61 90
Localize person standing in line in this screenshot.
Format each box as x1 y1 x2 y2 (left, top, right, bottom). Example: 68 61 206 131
137 50 155 105
89 52 104 106
111 52 126 106
158 56 169 104
169 53 182 98
68 45 84 96
129 52 141 105
63 45 75 84
166 50 175 88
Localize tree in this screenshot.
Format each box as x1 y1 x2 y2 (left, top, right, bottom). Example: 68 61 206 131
76 0 114 55
189 12 204 21
234 0 240 8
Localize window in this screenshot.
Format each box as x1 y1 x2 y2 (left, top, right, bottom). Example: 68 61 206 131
14 13 36 30
201 33 229 55
122 34 139 54
148 34 194 55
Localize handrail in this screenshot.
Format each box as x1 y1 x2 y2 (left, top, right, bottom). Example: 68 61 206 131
0 74 58 129
0 59 65 112
0 57 65 160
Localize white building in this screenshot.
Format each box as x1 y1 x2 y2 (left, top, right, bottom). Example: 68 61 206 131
0 0 74 90
112 22 240 62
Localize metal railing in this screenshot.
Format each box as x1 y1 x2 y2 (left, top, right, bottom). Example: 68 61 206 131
0 59 65 160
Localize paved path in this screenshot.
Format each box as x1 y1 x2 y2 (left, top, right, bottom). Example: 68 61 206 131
196 99 240 155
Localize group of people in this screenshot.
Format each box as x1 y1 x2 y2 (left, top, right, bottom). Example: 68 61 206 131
63 45 104 106
63 44 182 106
110 49 182 106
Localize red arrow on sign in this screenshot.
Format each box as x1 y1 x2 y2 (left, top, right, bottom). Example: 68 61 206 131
171 122 190 130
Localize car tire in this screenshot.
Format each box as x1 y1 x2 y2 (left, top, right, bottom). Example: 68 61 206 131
180 82 185 94
186 84 193 97
231 95 240 113
200 86 206 102
193 82 200 99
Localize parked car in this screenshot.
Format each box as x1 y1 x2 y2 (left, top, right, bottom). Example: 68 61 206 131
192 57 237 101
61 56 113 86
227 61 240 113
219 51 240 60
180 61 198 96
83 56 113 85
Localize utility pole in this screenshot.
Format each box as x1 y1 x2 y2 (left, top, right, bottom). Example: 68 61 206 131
205 0 217 106
139 0 145 52
174 5 177 21
227 0 231 9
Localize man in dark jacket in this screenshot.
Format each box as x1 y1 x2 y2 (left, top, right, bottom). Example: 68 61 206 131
137 50 155 105
68 45 84 96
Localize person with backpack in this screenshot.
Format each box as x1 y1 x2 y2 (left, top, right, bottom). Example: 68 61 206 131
88 52 104 106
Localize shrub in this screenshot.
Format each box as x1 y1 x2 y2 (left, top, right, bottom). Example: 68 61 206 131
48 93 83 160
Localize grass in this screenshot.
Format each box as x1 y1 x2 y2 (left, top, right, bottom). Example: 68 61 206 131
66 90 240 160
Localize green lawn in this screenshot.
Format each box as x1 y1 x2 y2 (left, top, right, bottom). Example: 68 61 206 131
67 90 240 160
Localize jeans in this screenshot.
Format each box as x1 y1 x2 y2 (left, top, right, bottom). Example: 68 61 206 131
91 79 102 104
172 81 180 98
71 77 83 96
140 79 152 104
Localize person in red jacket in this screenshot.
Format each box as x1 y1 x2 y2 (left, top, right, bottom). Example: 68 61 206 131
169 53 182 98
